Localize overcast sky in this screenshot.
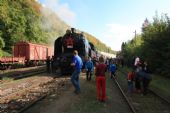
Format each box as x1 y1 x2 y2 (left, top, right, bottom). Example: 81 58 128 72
37 0 170 51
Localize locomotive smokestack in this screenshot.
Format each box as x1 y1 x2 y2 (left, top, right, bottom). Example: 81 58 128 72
71 28 76 34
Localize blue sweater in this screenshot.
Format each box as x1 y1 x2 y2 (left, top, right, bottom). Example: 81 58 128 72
85 60 94 71
109 64 116 73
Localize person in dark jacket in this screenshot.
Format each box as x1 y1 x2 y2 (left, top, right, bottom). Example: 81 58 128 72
46 56 51 73
141 61 152 95
51 56 55 73
135 65 142 93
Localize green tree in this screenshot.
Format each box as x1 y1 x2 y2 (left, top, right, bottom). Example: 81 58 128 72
142 14 170 75
121 13 170 77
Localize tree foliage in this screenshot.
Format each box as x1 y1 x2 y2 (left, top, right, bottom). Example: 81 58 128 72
0 0 68 54
121 14 170 77
0 0 114 56
142 14 170 75
85 33 116 54
121 35 143 66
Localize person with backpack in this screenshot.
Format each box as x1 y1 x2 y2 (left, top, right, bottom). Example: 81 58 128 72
85 57 94 81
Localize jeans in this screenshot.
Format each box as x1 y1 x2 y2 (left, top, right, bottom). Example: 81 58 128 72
86 68 93 80
71 69 81 91
128 81 134 93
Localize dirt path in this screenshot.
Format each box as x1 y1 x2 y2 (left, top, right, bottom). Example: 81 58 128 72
23 73 131 113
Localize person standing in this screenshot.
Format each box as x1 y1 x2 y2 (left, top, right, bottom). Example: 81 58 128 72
71 50 83 94
46 56 51 73
95 56 107 102
85 57 94 81
127 70 135 93
142 61 152 95
51 56 55 73
109 60 117 79
105 58 109 71
134 56 141 70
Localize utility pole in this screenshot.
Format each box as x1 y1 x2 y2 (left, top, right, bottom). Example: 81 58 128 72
134 30 136 39
133 30 137 46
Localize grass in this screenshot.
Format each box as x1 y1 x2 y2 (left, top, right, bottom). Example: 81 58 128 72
68 72 128 113
150 74 170 99
69 76 107 113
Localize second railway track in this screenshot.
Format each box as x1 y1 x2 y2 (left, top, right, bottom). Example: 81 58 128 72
0 72 70 113
117 69 170 113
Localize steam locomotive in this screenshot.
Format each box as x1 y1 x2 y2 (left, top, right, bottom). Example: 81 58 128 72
54 28 97 75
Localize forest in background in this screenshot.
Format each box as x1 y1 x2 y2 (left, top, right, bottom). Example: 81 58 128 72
120 13 170 77
0 0 115 57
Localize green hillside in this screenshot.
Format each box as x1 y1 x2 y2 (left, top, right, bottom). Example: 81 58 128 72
0 0 115 56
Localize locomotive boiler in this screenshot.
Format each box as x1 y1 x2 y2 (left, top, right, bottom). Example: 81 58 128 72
54 28 96 75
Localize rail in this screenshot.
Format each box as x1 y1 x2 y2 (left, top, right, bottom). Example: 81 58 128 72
113 78 137 113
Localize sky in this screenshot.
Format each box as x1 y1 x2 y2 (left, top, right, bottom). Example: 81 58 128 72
37 0 170 51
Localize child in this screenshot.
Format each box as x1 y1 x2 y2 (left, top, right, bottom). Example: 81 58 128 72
127 70 135 93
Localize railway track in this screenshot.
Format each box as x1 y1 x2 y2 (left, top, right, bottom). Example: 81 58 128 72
149 89 170 104
1 69 169 113
0 76 49 102
0 66 46 83
0 71 70 113
13 70 46 80
112 77 137 113
16 77 70 113
119 69 170 104
117 69 170 113
20 73 136 113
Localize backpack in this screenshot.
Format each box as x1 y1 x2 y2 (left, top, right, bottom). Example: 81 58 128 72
87 61 93 69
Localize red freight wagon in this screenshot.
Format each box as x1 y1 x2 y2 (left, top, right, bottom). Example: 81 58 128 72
14 41 54 61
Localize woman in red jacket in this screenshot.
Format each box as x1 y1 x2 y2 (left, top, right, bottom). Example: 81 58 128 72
95 56 107 102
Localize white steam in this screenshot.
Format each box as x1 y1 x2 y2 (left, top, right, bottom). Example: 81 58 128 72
40 0 76 26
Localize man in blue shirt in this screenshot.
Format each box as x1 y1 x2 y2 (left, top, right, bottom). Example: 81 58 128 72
71 50 83 94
